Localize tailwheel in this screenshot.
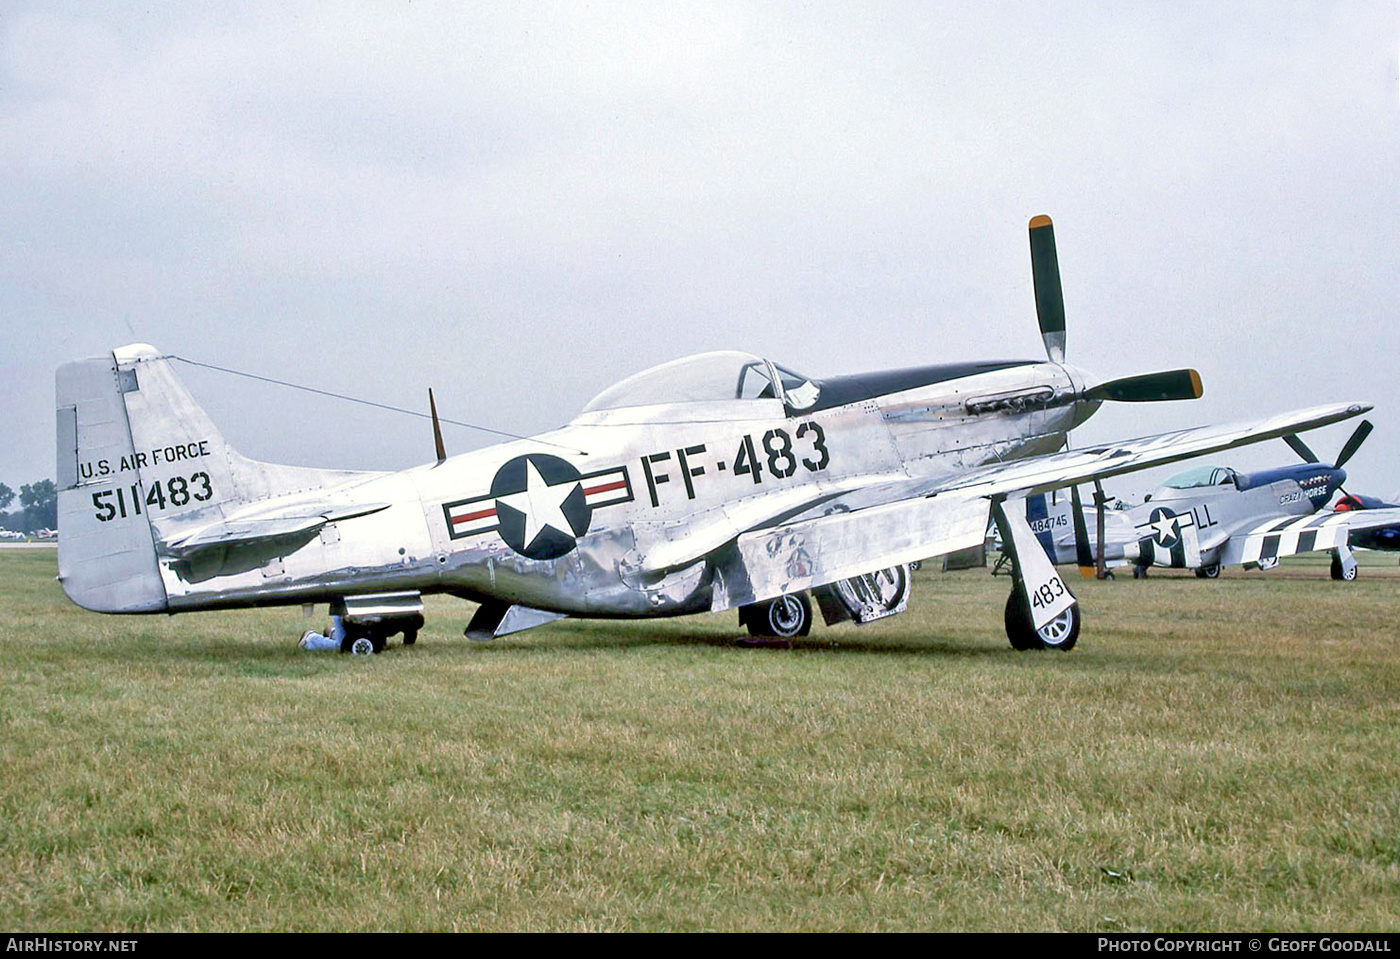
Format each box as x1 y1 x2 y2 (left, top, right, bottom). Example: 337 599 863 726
341 624 385 655
1004 590 1080 651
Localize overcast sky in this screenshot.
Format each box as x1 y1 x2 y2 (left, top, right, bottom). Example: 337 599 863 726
3 2 1398 501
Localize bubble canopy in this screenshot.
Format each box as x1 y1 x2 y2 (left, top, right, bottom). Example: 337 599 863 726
1160 465 1238 490
581 351 819 413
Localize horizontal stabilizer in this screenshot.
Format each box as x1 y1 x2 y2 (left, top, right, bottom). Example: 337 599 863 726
162 502 390 557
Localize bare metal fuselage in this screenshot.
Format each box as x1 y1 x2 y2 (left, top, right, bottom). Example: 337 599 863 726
70 356 1094 618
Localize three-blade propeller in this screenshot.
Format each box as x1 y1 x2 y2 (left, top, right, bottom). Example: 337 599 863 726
1029 215 1204 579
1282 419 1373 502
1283 419 1372 471
1029 215 1203 404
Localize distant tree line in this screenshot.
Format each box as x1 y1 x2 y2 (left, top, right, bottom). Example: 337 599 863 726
0 480 57 533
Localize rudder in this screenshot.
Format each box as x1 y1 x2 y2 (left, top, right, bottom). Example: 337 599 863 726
58 344 377 613
56 346 168 612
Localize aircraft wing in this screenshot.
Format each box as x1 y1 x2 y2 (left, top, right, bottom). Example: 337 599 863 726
919 402 1371 501
758 402 1373 527
709 402 1370 609
1215 506 1400 568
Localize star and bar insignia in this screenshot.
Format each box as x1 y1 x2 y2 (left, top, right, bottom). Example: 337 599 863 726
443 454 632 560
1134 506 1201 568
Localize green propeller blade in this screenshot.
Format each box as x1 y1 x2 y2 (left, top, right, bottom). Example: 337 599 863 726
1086 369 1203 403
1029 215 1066 363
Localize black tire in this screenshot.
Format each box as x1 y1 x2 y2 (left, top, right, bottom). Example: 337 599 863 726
1004 591 1040 650
340 624 363 654
1331 556 1357 581
1132 566 1148 579
1004 589 1080 651
1195 564 1221 579
340 622 385 655
743 594 813 638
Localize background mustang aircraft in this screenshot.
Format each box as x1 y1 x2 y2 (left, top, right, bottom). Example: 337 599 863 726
1332 491 1400 554
1024 421 1400 581
56 218 1370 653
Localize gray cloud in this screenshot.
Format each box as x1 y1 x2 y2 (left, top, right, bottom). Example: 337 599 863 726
3 2 1398 499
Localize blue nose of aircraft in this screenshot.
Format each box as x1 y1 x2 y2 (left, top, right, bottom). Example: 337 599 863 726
1301 467 1348 508
1323 468 1348 503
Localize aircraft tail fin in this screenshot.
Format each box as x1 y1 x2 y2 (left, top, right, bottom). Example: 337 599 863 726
56 345 365 613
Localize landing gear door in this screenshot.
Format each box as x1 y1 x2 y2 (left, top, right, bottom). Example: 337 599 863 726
993 494 1076 629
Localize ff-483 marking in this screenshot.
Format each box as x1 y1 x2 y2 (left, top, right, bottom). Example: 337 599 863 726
640 423 831 506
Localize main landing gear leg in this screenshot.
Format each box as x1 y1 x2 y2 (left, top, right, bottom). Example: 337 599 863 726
1331 544 1358 581
738 593 812 647
992 497 1081 651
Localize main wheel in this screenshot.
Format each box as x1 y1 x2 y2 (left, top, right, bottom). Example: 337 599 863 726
1132 566 1148 579
1331 556 1358 581
1195 564 1221 579
1004 590 1080 651
1004 591 1039 650
743 593 813 638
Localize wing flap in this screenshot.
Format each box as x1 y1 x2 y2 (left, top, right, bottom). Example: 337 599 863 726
712 492 990 611
636 475 905 575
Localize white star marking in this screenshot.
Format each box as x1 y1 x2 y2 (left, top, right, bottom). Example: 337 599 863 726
495 459 579 550
1149 514 1180 547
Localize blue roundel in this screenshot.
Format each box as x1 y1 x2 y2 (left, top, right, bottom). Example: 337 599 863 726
489 454 592 561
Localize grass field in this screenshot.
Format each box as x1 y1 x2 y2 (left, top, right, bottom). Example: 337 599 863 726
1 549 1398 931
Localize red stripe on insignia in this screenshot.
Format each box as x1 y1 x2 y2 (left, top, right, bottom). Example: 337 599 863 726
452 506 496 524
584 480 627 496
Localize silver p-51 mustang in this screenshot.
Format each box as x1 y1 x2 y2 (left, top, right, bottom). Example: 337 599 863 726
56 217 1369 652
